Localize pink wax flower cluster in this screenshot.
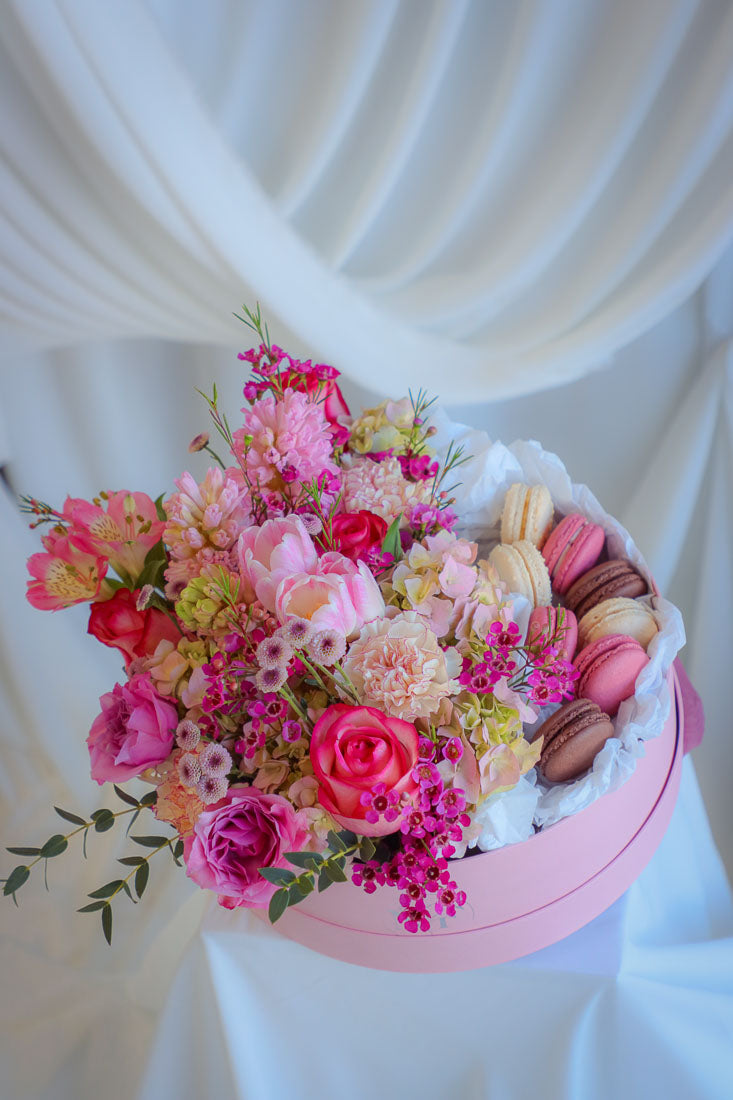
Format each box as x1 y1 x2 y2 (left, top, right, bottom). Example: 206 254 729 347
17 314 586 944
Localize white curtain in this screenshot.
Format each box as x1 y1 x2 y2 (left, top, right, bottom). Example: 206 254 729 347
1 4 732 1096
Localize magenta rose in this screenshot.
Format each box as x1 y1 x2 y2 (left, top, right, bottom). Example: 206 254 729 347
183 787 308 908
86 673 178 784
87 588 181 668
330 511 387 562
310 704 419 836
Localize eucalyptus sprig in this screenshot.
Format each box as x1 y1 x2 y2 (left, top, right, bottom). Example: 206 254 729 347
259 829 377 923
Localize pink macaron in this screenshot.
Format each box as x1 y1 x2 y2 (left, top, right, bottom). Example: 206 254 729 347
526 605 578 662
542 513 606 596
574 634 649 717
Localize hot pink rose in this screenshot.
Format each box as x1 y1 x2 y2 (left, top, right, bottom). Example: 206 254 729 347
310 704 419 836
237 515 318 611
87 588 181 668
86 673 178 784
182 787 308 908
329 511 387 562
276 552 384 638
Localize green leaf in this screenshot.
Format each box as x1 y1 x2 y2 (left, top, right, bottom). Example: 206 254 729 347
284 851 323 870
121 882 136 902
54 806 86 827
326 830 346 853
340 830 357 847
139 791 157 808
294 877 314 898
258 867 296 886
317 870 333 893
78 900 108 913
358 837 376 861
88 880 124 899
40 834 68 858
3 865 30 896
118 856 146 867
125 809 141 836
135 862 149 899
130 835 169 848
101 903 113 946
154 494 167 522
172 839 184 860
324 861 348 884
91 809 115 833
268 889 288 924
6 847 41 857
381 515 403 561
113 785 139 808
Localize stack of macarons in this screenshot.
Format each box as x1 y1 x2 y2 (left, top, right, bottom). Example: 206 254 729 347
492 483 662 782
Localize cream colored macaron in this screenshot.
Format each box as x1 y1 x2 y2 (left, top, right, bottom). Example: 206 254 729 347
488 540 552 608
500 483 554 548
578 597 659 651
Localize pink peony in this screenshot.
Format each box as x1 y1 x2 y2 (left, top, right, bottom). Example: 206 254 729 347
230 389 339 496
86 673 178 784
238 515 318 611
275 552 385 638
310 704 419 835
182 787 308 907
342 611 461 720
63 491 164 579
26 529 107 610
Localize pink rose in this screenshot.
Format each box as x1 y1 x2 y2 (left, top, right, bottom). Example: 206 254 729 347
310 704 419 836
87 673 178 784
87 588 181 668
275 552 384 638
329 511 387 562
182 787 308 908
237 515 318 611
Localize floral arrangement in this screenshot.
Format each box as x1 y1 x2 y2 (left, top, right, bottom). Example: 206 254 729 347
3 306 579 942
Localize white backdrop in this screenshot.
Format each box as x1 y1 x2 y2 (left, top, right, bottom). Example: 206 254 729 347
1 2 733 1098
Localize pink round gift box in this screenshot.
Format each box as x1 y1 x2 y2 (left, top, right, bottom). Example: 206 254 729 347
258 663 694 972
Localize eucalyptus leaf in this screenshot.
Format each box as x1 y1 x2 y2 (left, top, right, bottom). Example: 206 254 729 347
88 880 124 899
268 889 288 924
324 862 348 884
101 904 113 946
326 830 346 853
358 838 376 861
3 865 30 896
112 785 139 808
131 835 169 848
317 871 333 893
6 847 41 857
91 809 115 833
117 856 145 867
284 851 322 870
40 835 68 858
259 867 296 886
139 792 157 808
78 900 108 913
135 862 149 899
54 807 86 827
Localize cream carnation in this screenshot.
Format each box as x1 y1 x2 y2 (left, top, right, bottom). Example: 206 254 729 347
341 456 432 525
342 611 461 721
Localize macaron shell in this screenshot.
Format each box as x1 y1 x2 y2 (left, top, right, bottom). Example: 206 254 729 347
575 634 649 716
536 698 614 782
500 484 554 547
488 543 534 604
527 605 578 661
500 484 525 544
552 522 606 595
514 540 552 607
578 598 659 650
543 514 585 577
565 559 648 619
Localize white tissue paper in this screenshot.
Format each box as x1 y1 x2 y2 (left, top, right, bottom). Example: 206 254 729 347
430 410 686 848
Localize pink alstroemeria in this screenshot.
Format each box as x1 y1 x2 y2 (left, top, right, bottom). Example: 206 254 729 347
26 529 107 610
63 491 164 580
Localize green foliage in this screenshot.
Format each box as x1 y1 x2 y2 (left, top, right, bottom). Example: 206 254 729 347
259 829 373 923
381 515 403 561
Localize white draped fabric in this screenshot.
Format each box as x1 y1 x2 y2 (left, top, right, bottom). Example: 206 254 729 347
1 1 733 1097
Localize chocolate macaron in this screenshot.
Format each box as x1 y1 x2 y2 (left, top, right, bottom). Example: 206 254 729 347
565 559 648 620
536 698 615 782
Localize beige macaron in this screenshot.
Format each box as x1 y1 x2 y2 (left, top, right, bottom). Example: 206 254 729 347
488 540 552 608
578 597 659 650
500 483 554 548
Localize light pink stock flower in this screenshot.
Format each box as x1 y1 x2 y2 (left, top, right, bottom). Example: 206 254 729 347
164 469 249 561
63 491 164 578
26 529 107 610
341 456 432 525
342 612 461 721
230 389 339 495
